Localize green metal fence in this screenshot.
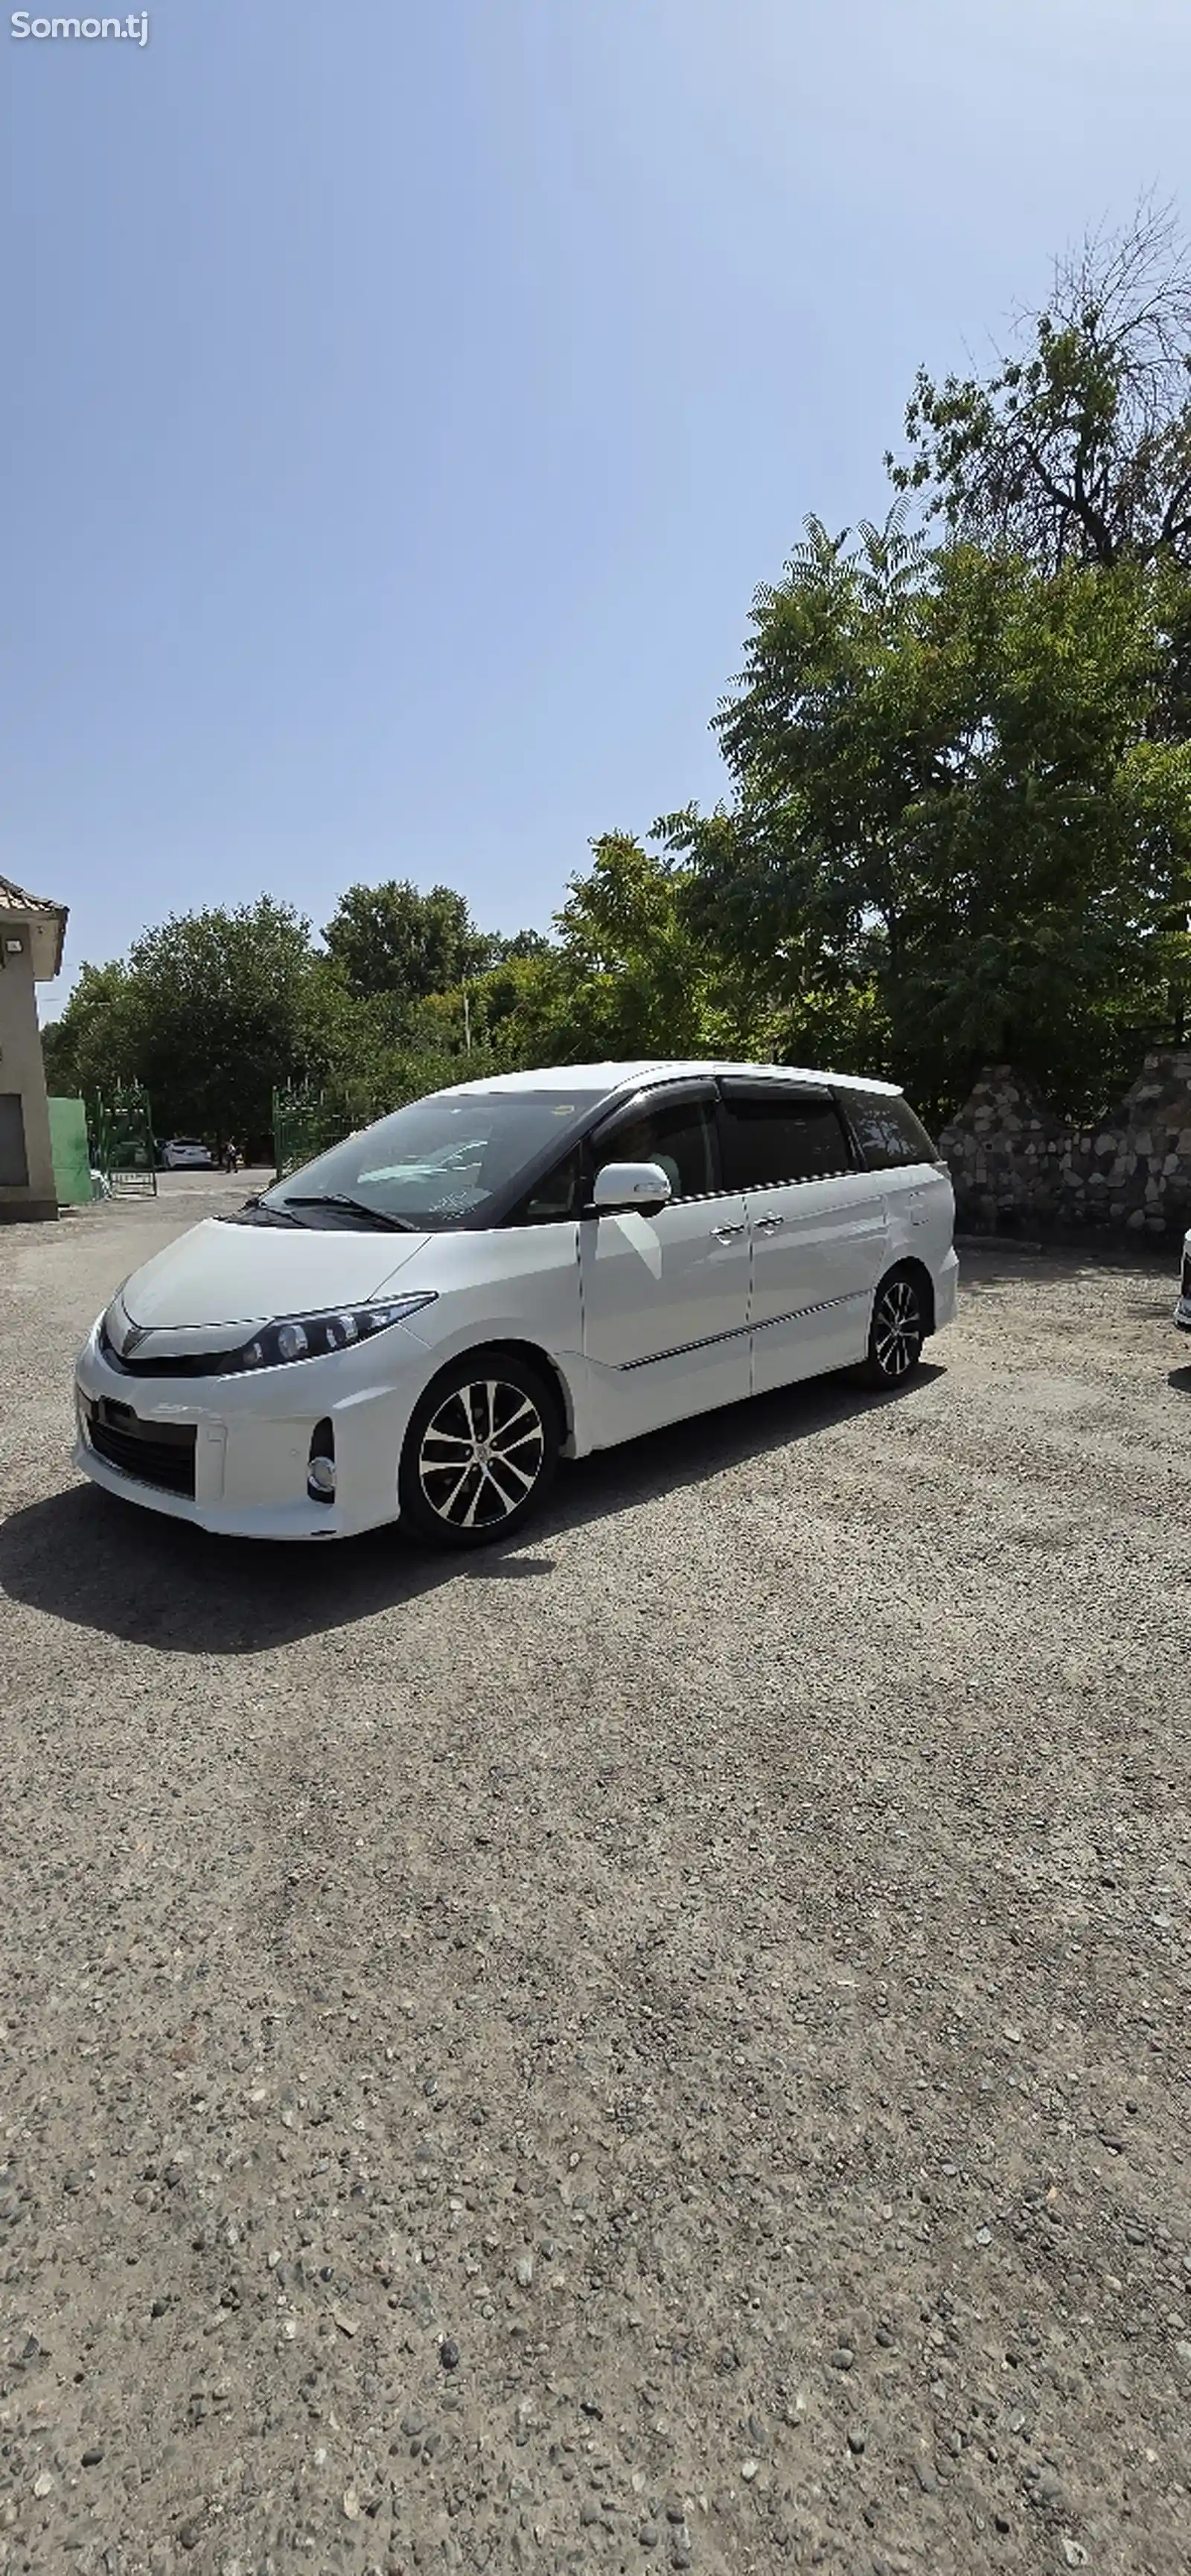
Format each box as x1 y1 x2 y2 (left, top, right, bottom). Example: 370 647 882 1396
87 1086 158 1196
48 1097 94 1206
271 1085 364 1182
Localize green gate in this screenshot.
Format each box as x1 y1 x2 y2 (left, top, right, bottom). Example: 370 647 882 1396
48 1097 95 1206
88 1086 158 1196
271 1085 360 1182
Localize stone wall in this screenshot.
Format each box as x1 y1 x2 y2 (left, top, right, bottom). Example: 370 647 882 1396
938 1052 1191 1241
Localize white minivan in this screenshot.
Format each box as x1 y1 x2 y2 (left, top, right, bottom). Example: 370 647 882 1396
74 1060 958 1548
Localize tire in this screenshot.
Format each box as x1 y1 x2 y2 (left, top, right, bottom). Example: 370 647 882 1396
855 1265 927 1390
397 1351 560 1548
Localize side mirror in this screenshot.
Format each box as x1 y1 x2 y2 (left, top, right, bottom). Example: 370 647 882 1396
589 1160 673 1216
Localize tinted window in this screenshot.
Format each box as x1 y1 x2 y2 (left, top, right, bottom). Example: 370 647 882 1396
266 1088 603 1229
721 1093 852 1188
845 1090 936 1170
594 1096 718 1199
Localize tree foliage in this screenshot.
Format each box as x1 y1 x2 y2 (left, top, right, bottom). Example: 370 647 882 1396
44 900 319 1141
322 880 498 1008
42 888 547 1149
456 833 763 1070
888 200 1191 577
665 516 1191 1120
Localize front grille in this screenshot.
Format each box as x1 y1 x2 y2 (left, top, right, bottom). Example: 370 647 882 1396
100 1321 233 1379
88 1403 197 1498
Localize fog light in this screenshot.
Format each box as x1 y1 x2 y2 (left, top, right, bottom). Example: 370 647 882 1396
307 1417 336 1503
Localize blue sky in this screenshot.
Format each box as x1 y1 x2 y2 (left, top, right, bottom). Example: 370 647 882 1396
4 0 1190 1011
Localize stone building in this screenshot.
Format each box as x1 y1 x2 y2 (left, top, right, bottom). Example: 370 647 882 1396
0 875 69 1223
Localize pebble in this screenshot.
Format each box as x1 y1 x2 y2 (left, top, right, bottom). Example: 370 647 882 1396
515 2254 534 2288
439 2339 460 2371
81 2448 103 2468
830 2347 855 2371
847 2427 866 2456
740 2460 758 2482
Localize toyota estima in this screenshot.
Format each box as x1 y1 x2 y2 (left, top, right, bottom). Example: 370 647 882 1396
74 1061 958 1548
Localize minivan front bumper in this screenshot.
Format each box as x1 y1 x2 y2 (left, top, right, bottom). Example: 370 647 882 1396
73 1321 430 1539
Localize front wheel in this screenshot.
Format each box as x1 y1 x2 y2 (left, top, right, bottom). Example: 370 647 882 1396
855 1267 927 1390
398 1353 560 1548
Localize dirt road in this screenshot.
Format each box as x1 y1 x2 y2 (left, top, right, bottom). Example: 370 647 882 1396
1 1184 1190 2575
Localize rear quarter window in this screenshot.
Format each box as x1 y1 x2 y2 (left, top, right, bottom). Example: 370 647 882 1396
844 1091 938 1170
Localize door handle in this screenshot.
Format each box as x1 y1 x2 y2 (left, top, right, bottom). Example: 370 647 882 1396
711 1222 745 1242
753 1214 785 1233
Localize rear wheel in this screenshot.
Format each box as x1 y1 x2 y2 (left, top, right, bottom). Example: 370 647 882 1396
856 1266 927 1390
398 1352 559 1548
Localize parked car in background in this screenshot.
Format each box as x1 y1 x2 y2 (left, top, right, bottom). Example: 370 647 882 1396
1176 1231 1191 1333
159 1138 214 1170
74 1059 959 1549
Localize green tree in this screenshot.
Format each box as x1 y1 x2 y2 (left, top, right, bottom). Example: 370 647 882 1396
43 898 319 1142
665 516 1191 1121
454 833 761 1070
888 200 1191 580
323 880 494 1007
41 961 140 1101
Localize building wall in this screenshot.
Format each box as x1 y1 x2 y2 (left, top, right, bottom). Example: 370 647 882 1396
0 936 58 1220
939 1053 1191 1242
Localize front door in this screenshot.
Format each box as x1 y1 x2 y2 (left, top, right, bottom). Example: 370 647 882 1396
580 1086 751 1444
718 1082 889 1391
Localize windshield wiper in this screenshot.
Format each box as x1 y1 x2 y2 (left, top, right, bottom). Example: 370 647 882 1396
280 1193 418 1231
234 1196 306 1227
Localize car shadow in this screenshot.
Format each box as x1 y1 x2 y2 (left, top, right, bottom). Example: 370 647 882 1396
0 1366 942 1656
1169 1365 1191 1394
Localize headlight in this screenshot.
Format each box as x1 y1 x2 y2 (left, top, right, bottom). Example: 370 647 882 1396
233 1294 436 1373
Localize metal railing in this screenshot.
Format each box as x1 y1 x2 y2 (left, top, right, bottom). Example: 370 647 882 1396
87 1086 158 1196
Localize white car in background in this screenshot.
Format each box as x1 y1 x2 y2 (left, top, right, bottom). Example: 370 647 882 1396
1176 1231 1191 1333
74 1060 959 1548
159 1138 214 1171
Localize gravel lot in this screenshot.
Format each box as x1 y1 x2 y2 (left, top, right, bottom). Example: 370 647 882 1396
1 1179 1190 2576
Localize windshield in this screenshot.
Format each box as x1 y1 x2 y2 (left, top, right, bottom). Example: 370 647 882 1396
264 1087 604 1230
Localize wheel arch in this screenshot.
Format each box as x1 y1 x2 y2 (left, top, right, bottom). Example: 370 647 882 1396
409 1337 577 1447
878 1255 936 1336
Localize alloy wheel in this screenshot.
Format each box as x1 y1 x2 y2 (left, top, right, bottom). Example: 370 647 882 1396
873 1276 923 1380
417 1377 547 1531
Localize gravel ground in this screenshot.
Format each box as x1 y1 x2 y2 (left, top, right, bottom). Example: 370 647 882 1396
1 1180 1190 2576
